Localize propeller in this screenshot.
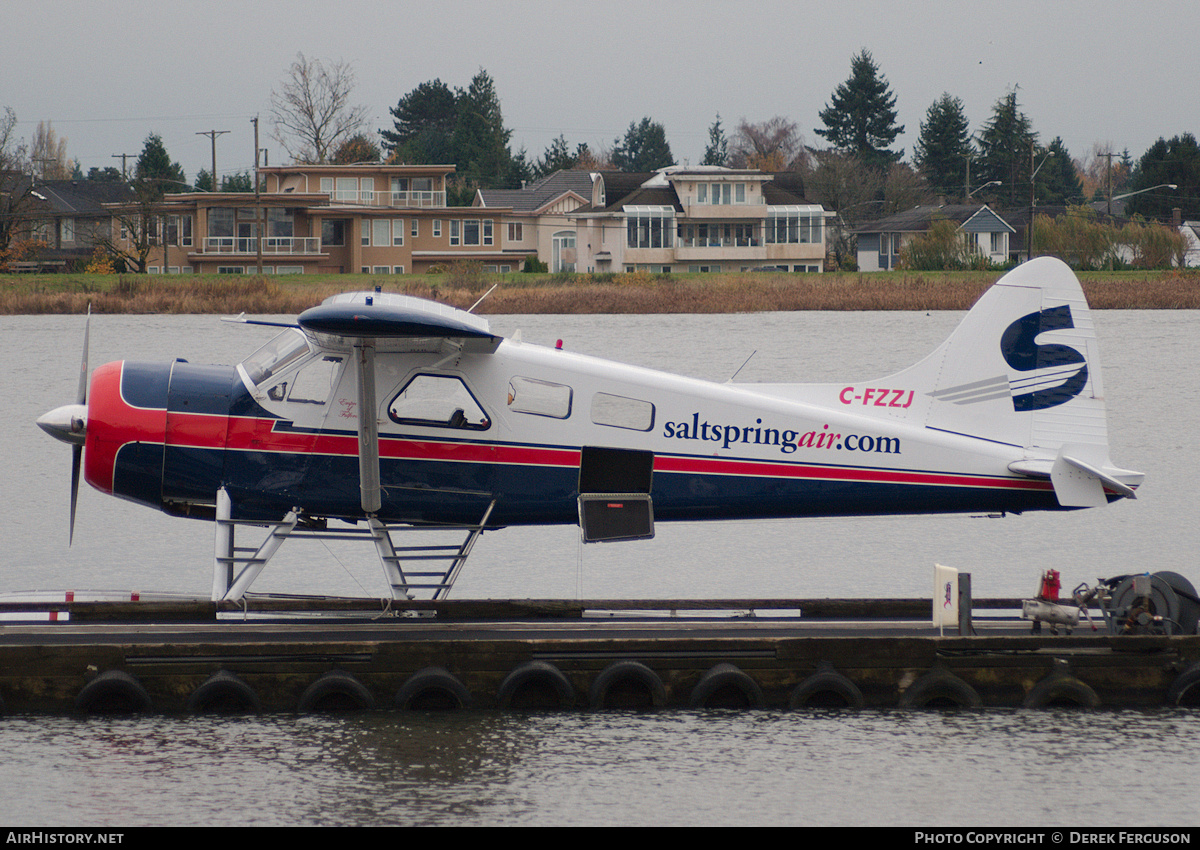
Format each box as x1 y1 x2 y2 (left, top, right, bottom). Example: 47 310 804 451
36 308 90 544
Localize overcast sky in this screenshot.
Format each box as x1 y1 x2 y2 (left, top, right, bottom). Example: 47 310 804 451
7 0 1199 183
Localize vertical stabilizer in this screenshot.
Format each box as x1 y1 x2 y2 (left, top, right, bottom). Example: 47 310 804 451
896 257 1106 454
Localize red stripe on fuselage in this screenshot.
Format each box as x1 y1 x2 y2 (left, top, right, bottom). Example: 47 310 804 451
220 412 1048 494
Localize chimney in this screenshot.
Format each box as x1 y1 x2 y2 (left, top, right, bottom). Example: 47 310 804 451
1173 207 1182 227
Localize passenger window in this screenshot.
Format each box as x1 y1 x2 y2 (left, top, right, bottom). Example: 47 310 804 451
388 374 490 430
591 393 655 431
508 376 572 419
288 356 342 404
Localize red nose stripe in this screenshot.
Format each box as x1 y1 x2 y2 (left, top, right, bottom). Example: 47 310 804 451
83 361 167 494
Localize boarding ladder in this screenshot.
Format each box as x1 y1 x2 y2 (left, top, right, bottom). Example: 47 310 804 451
212 487 497 603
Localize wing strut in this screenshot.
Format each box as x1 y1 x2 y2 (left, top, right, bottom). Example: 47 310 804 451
355 341 382 514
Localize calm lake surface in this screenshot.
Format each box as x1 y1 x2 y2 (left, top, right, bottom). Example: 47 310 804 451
1 308 1197 826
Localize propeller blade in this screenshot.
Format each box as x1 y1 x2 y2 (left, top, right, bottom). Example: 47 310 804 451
36 309 93 546
77 306 90 405
70 444 82 546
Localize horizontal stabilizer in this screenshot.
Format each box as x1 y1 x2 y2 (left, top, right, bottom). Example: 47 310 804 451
1045 444 1139 507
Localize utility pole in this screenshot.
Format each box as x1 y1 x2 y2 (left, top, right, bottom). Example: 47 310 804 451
1099 150 1116 216
112 153 134 179
252 116 262 274
1027 141 1035 261
196 129 229 192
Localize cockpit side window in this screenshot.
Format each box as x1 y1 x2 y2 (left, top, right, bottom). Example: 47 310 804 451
241 329 311 386
388 374 490 430
285 355 344 404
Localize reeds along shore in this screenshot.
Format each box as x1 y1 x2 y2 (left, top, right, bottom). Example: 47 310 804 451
3 269 1200 315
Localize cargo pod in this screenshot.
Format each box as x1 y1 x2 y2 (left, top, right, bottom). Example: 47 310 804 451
578 446 654 543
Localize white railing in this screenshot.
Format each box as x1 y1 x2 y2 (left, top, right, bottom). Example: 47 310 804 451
388 190 445 207
204 237 321 255
323 190 446 208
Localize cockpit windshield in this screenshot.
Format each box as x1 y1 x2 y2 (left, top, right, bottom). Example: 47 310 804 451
240 329 311 386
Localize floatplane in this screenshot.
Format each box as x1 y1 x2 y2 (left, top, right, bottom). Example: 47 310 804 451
38 257 1142 603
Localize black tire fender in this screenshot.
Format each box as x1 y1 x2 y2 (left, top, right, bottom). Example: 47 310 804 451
899 668 982 709
394 667 472 710
1167 662 1200 706
297 670 375 712
497 661 575 710
1022 671 1100 708
75 670 153 715
789 663 864 709
688 663 764 709
187 670 261 714
588 661 667 710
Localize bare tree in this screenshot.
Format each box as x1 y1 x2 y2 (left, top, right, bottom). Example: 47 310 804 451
882 162 934 215
803 149 883 222
270 52 368 164
729 117 807 172
30 121 74 179
0 107 36 264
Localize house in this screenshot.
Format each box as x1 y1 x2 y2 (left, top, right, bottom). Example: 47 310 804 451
126 163 521 274
567 166 828 274
474 170 595 272
1179 221 1200 267
854 204 1014 271
9 178 135 270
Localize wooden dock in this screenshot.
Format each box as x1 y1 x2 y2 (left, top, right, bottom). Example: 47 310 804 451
2 597 1199 714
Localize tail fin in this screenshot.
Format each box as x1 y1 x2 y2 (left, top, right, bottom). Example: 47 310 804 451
887 256 1141 504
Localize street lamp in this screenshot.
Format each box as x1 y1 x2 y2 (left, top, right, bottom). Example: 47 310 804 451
967 180 1001 200
1108 183 1176 217
1111 183 1177 202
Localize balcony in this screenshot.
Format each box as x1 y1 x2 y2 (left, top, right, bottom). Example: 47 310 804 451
202 237 322 255
325 190 446 208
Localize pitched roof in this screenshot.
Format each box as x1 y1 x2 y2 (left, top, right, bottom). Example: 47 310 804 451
31 179 136 215
476 170 595 213
761 172 808 205
855 204 1010 234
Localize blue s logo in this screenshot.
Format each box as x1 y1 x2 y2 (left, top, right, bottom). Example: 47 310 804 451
1000 305 1088 411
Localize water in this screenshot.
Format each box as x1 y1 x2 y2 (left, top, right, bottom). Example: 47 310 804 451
0 710 1195 827
1 309 1198 826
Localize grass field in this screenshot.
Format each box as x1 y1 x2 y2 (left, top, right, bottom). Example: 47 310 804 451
3 267 1199 315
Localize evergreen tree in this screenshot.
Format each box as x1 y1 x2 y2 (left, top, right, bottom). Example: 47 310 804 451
382 71 515 189
611 117 674 172
134 133 187 196
504 147 535 188
913 93 973 199
221 171 254 193
815 50 904 172
452 69 513 187
86 166 125 182
976 91 1036 206
381 79 459 163
535 135 578 177
701 114 729 167
1037 138 1085 205
1126 133 1200 221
